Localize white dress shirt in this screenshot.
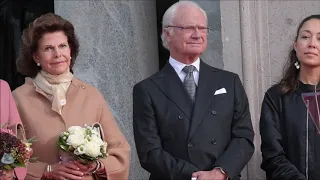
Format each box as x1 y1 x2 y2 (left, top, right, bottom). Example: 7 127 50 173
169 56 200 86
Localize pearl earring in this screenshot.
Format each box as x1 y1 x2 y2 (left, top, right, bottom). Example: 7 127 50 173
37 62 40 67
294 61 300 69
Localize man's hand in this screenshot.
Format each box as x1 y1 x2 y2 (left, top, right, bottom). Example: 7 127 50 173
192 168 227 180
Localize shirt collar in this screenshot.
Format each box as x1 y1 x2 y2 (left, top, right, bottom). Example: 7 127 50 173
169 56 200 74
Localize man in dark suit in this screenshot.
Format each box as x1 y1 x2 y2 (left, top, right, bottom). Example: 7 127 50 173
133 1 254 180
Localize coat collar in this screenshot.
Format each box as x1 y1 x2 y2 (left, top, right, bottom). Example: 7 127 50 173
152 63 194 119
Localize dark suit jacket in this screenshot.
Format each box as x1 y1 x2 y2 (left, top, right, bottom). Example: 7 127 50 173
133 61 254 180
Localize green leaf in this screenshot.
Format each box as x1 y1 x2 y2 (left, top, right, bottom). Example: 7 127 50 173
3 165 13 170
14 162 26 168
58 137 68 147
60 146 67 151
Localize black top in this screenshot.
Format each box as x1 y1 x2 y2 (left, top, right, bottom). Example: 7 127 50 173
260 81 320 180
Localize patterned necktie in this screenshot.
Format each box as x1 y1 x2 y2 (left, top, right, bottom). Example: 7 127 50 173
182 65 197 102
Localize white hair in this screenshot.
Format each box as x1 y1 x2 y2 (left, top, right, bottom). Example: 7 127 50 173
161 1 208 50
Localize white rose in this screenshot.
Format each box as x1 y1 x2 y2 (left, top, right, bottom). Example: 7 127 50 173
90 135 104 145
68 126 85 135
83 141 102 158
67 134 85 148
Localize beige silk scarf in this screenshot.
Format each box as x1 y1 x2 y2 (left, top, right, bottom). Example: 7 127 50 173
33 69 73 115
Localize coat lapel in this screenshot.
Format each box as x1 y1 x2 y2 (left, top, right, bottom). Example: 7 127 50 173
188 61 221 137
152 63 194 119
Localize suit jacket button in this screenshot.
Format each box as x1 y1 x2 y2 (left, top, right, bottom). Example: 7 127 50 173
211 110 217 115
211 139 217 145
178 115 184 120
188 143 193 148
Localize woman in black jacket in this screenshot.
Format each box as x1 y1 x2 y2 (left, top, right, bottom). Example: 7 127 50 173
260 14 320 180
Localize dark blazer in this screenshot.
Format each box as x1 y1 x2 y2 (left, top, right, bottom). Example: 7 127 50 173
133 61 254 180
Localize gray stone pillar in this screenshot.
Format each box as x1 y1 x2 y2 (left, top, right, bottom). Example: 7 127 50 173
55 1 158 179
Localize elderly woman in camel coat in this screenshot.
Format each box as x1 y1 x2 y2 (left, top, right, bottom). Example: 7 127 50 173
13 13 130 180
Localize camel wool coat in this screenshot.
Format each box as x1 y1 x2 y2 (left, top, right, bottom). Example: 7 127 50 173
12 77 130 180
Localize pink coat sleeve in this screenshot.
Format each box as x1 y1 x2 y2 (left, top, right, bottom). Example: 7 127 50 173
1 80 22 126
0 80 27 179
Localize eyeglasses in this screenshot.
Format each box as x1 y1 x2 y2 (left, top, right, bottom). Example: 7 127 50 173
165 25 211 33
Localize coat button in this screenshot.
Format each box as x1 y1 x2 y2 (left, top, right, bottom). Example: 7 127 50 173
178 115 184 120
211 110 217 115
81 85 85 89
211 139 217 145
188 143 193 148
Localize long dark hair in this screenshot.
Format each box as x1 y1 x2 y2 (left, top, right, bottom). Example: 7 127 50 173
279 14 320 93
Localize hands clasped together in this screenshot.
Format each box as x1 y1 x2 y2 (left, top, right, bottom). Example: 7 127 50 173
192 168 228 180
45 160 101 180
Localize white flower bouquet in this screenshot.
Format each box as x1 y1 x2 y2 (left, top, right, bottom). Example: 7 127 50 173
58 124 108 164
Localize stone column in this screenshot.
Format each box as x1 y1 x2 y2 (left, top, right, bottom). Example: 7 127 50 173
55 1 159 179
